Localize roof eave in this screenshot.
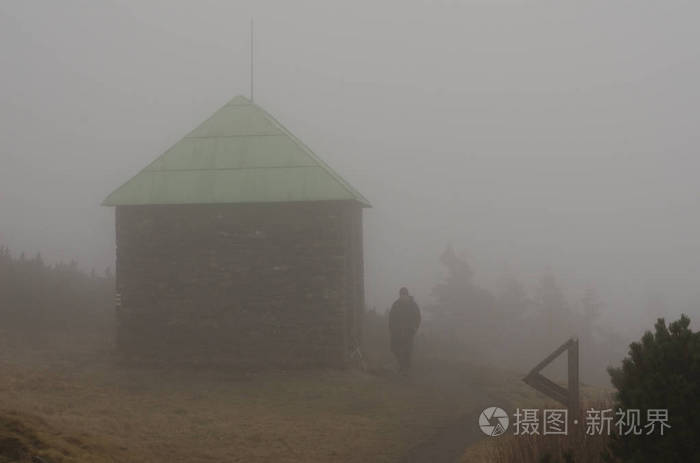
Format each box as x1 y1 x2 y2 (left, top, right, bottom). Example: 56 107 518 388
101 198 371 208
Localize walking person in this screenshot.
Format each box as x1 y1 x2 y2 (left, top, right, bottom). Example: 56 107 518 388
389 287 421 375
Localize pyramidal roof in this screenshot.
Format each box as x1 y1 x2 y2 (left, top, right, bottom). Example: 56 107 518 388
103 95 370 207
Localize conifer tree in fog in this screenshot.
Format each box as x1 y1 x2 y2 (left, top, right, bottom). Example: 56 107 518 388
429 245 497 352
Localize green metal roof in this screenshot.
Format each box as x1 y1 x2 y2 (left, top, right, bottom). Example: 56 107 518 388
103 95 370 207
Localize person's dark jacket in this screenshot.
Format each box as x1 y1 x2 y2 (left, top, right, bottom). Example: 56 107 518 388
389 295 421 339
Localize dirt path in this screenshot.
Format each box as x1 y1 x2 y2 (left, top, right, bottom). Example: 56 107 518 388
395 361 501 463
398 407 486 463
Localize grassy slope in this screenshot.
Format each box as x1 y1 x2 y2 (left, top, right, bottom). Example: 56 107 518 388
0 332 492 463
0 330 612 463
459 371 613 463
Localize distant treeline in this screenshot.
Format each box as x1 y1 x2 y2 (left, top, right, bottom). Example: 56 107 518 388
0 243 624 382
0 246 113 333
422 245 627 384
364 245 629 385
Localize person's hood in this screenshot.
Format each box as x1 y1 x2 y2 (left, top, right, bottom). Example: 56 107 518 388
399 294 412 302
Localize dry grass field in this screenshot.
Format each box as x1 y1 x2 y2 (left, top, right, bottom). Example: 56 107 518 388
0 320 613 463
460 384 614 463
0 330 502 463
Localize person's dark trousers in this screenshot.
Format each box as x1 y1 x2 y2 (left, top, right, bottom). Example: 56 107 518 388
391 334 414 373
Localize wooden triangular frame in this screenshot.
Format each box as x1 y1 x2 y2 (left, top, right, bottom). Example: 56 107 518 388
523 337 579 414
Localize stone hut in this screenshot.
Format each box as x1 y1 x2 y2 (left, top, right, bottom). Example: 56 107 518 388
103 96 370 367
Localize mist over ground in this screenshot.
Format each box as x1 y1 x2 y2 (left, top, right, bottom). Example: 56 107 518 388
2 0 699 344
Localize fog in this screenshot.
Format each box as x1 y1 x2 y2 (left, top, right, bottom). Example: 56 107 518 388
2 0 699 340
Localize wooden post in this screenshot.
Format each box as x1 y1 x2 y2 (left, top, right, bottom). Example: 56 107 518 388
568 337 580 427
523 336 580 431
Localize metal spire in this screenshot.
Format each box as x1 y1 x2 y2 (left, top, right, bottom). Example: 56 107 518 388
250 18 254 102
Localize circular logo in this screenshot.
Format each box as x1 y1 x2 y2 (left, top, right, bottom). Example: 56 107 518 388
479 407 509 437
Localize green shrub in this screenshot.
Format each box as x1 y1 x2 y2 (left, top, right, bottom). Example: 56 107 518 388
606 315 700 462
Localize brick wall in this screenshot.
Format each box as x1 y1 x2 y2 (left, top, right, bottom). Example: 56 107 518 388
114 201 364 367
